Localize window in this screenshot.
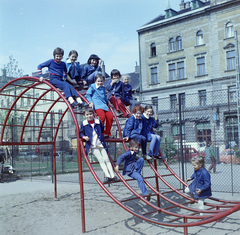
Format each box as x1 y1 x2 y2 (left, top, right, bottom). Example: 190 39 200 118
170 95 177 109
225 116 238 144
169 63 176 81
169 38 175 52
196 30 203 45
176 36 182 50
50 91 54 100
172 124 185 139
226 22 234 38
27 95 31 106
152 97 158 111
43 94 47 103
36 113 39 126
197 57 205 76
150 67 158 84
177 62 185 79
199 90 206 106
150 43 156 57
196 122 211 142
179 93 185 109
58 109 62 121
227 50 235 70
228 86 236 103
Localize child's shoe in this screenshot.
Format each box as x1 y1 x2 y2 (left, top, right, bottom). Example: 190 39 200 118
146 155 152 160
70 101 79 107
146 193 152 201
111 176 119 182
103 177 111 184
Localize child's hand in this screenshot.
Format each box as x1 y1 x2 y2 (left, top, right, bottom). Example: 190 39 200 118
111 79 118 85
71 79 77 85
99 59 103 66
39 77 44 82
83 80 87 85
108 102 113 108
114 165 119 173
82 136 90 141
155 114 158 120
196 188 201 195
186 178 192 183
89 103 94 108
123 137 129 141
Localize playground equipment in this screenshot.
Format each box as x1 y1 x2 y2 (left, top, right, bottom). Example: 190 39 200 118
0 77 240 235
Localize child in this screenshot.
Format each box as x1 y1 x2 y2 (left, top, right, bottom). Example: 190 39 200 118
185 155 212 215
208 142 216 173
106 69 129 117
123 105 147 158
114 139 151 201
142 105 161 160
122 74 140 112
65 50 84 89
85 74 114 138
80 107 118 183
82 54 102 86
37 47 83 108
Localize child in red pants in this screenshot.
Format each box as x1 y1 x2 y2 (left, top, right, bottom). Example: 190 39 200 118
106 69 130 117
85 74 114 138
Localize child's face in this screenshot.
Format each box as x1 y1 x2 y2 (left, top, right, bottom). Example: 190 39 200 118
84 111 94 121
112 74 120 81
123 77 129 85
69 54 77 63
192 162 202 171
90 59 98 67
134 111 142 119
145 108 153 117
95 77 104 87
55 54 63 62
131 145 139 154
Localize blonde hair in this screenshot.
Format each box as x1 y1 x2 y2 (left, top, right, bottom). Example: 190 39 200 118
191 155 205 167
121 74 130 81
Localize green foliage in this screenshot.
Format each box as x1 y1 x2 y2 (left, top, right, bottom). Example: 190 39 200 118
161 137 178 161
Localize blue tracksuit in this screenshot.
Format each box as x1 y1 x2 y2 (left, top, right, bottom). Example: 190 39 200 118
82 64 102 86
106 80 125 101
116 150 148 195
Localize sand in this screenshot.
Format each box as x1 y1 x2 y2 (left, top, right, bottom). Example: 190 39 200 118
1 179 240 235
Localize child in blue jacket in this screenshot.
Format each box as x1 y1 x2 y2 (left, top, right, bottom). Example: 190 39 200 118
142 105 161 159
185 155 212 215
37 47 83 108
114 139 151 201
65 50 84 89
123 105 147 158
122 74 140 112
82 54 102 86
80 107 117 183
106 69 129 117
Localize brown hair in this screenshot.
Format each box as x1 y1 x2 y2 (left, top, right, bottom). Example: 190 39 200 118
129 139 141 149
83 107 94 115
191 155 205 167
132 105 144 114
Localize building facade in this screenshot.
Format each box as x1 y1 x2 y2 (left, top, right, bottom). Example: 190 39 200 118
137 0 240 149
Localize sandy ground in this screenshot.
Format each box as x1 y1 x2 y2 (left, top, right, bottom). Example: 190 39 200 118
1 179 240 235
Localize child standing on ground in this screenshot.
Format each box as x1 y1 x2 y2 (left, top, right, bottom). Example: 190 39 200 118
80 107 118 183
114 139 151 201
208 142 216 173
122 74 140 112
82 54 102 86
37 47 84 108
85 74 114 138
142 105 161 160
123 105 147 158
106 69 129 117
185 155 212 215
65 50 84 89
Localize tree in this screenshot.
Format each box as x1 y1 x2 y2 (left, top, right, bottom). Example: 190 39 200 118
1 55 24 82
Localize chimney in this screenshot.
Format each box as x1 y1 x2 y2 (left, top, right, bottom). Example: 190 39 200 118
186 1 190 8
2 69 6 78
102 61 106 77
180 0 185 10
135 62 139 74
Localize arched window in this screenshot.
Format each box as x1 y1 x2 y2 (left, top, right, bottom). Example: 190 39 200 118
169 38 175 52
150 43 156 57
196 30 203 45
226 22 234 38
176 36 182 50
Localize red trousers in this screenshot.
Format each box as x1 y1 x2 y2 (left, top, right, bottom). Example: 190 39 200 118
95 109 113 136
110 96 128 116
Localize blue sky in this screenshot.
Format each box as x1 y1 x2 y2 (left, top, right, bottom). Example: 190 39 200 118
0 0 180 76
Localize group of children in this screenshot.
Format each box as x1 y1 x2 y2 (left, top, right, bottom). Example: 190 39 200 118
37 47 212 211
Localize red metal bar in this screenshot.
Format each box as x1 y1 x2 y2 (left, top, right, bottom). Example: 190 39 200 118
154 159 161 208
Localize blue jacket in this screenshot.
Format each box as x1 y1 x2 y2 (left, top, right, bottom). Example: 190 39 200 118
65 59 83 80
82 64 102 80
123 84 133 103
106 80 124 101
117 150 141 176
188 167 212 199
85 84 109 111
123 115 143 138
141 114 159 141
80 119 108 155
